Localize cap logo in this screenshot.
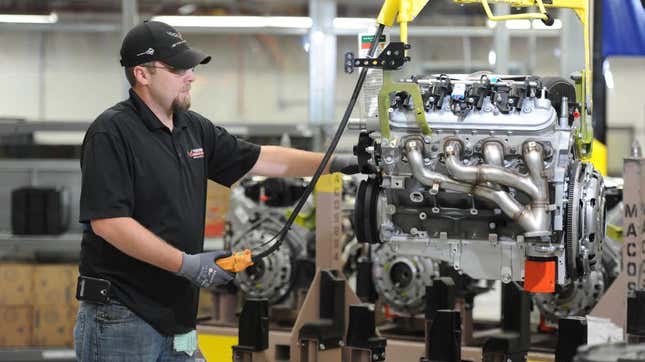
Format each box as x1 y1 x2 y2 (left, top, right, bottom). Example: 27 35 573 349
166 31 183 39
137 48 155 57
166 31 186 48
171 40 187 48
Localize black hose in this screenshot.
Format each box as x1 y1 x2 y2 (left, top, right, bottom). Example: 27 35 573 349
252 23 386 262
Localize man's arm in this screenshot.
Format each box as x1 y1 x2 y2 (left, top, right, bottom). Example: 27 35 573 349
91 217 183 273
91 217 234 288
249 145 330 177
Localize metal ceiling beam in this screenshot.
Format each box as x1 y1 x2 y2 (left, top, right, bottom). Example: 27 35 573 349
308 0 336 128
559 8 584 78
0 21 559 37
121 0 138 94
493 3 510 74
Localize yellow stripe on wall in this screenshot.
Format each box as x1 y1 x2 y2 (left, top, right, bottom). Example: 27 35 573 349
198 334 237 362
314 173 343 193
590 139 607 176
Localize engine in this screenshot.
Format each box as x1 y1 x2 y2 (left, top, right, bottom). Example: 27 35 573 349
352 73 606 289
226 179 312 305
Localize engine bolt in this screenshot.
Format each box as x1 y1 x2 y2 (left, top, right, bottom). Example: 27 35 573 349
527 141 538 151
423 136 432 144
501 272 512 284
423 158 431 165
410 192 424 202
489 222 496 230
419 212 428 220
385 156 394 164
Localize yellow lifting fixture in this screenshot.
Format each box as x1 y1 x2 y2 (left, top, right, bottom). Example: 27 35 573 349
453 0 595 161
376 0 430 44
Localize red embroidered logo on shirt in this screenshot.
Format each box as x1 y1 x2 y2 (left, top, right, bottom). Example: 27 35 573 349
188 148 204 159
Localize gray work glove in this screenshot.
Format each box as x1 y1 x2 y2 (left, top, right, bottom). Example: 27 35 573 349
329 154 359 175
176 250 235 288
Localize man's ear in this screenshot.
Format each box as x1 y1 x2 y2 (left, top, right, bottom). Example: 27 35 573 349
133 65 151 86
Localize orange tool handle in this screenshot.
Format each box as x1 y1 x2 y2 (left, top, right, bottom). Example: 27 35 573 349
215 249 254 272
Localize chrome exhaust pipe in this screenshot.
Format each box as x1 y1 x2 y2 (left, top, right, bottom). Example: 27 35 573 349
405 139 551 235
443 141 540 200
406 141 522 224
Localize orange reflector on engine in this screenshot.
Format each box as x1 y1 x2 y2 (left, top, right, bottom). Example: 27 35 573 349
524 259 556 293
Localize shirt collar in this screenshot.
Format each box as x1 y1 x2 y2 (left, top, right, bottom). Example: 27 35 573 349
128 89 188 131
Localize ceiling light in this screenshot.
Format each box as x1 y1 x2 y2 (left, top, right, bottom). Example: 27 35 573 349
266 17 312 28
151 15 312 29
505 20 531 30
333 17 376 31
152 16 382 31
0 12 58 24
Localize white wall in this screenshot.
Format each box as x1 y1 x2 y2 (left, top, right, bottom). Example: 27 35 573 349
1 29 564 127
3 29 640 157
0 30 312 125
606 57 645 150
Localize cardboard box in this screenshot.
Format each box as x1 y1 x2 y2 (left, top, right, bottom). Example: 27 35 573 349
0 263 34 305
0 306 33 347
205 181 231 237
197 289 214 319
70 266 80 309
33 304 76 347
33 264 77 306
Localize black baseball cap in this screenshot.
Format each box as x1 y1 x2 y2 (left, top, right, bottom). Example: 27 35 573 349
120 20 211 69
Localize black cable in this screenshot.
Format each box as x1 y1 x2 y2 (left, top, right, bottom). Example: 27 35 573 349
251 24 386 262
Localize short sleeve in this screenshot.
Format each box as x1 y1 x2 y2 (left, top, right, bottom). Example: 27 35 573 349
205 125 260 187
79 132 134 222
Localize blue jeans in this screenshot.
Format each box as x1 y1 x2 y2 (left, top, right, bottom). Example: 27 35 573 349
73 300 197 362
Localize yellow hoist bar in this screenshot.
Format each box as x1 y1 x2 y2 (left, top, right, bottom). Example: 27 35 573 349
454 0 590 97
376 0 430 44
453 0 604 173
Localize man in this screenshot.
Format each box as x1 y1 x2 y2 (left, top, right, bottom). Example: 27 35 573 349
74 20 353 361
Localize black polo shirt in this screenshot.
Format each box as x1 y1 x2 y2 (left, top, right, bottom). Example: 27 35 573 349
78 89 260 335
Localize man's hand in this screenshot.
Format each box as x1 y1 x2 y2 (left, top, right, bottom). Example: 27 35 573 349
175 250 235 288
329 154 360 175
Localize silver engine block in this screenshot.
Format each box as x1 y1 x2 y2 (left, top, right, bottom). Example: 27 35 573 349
226 185 309 305
352 73 606 289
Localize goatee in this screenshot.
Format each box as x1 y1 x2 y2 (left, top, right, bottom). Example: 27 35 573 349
172 96 191 113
